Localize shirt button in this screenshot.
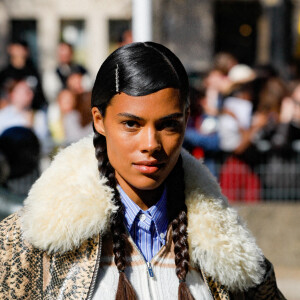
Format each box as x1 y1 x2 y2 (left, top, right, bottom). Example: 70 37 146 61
160 233 165 239
139 214 146 222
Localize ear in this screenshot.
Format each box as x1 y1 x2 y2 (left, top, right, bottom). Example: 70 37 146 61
92 107 106 136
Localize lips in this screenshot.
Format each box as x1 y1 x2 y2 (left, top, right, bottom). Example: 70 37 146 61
133 160 165 174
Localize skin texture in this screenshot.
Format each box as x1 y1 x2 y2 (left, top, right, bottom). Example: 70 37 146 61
92 88 188 210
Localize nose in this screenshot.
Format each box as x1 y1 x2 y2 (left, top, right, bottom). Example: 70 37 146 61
140 126 162 153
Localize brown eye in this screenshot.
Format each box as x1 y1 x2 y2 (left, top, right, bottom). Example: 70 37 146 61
158 120 181 132
122 120 140 129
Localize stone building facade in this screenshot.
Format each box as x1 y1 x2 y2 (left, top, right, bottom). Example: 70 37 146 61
154 0 298 75
0 0 131 77
0 0 299 82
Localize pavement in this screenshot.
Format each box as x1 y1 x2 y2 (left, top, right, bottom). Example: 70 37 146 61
235 202 300 300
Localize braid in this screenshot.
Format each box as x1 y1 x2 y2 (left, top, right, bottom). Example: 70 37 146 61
94 130 192 299
167 156 195 300
93 131 137 300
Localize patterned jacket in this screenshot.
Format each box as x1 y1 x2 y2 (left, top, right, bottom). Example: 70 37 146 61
0 137 285 299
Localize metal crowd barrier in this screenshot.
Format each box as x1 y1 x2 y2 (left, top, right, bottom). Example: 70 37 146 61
209 142 300 202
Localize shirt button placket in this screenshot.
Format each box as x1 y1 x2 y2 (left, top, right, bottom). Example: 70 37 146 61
139 214 146 222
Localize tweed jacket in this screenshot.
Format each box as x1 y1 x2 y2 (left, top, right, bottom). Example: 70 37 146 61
0 137 285 299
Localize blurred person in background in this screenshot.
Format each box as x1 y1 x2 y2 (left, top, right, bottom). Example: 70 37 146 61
49 89 92 146
218 64 261 202
204 68 232 113
218 65 256 154
66 71 88 95
203 54 238 121
56 42 88 88
252 80 300 200
183 86 220 176
48 89 76 145
0 82 27 134
213 52 238 76
0 81 31 133
48 64 93 147
43 42 91 102
0 42 285 300
0 39 47 110
0 80 49 154
272 81 300 148
252 64 279 113
64 91 93 144
251 77 288 149
118 29 133 47
0 126 40 220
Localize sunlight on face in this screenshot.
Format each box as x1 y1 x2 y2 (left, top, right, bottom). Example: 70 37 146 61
92 88 188 201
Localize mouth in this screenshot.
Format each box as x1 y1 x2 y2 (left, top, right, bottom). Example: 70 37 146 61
133 160 165 174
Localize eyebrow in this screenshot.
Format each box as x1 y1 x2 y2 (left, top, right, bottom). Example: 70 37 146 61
117 112 184 121
160 113 184 121
117 113 143 121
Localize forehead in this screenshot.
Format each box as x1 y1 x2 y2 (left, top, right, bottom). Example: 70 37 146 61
106 88 183 117
59 43 72 51
11 44 26 49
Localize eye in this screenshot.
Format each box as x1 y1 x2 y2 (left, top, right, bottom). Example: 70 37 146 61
122 120 140 129
158 120 182 132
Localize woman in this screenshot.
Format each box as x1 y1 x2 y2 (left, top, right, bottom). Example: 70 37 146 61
0 42 284 299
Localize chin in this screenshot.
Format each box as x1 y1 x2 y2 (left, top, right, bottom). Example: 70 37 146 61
131 176 165 191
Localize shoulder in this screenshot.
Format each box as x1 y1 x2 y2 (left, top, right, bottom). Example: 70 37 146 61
0 212 44 298
181 150 267 293
0 212 23 248
0 211 42 259
21 137 117 253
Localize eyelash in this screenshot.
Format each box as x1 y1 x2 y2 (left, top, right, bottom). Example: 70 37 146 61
122 120 140 129
159 120 181 131
121 120 182 132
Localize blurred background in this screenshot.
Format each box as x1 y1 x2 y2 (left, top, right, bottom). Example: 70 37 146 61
0 0 299 298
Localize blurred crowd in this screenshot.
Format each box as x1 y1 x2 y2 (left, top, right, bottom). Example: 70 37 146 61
0 39 300 218
184 53 300 202
0 40 94 218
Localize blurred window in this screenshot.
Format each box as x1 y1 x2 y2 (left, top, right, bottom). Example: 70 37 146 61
10 19 38 67
214 1 261 65
109 19 131 52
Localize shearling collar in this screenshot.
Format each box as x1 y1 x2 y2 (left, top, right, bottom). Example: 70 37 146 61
22 136 265 292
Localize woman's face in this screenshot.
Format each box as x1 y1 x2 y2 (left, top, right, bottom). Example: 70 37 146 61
10 81 33 109
92 88 188 200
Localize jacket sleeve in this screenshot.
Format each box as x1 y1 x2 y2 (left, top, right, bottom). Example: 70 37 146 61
232 258 286 300
0 212 44 299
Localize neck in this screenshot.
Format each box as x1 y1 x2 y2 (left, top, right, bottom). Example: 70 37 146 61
119 182 165 211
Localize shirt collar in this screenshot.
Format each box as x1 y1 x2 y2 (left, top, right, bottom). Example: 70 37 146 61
118 185 168 233
118 186 141 232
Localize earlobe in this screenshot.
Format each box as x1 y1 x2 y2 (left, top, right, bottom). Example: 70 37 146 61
91 107 106 136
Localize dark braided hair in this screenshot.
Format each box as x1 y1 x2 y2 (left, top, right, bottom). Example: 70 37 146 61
92 42 193 299
93 130 136 300
167 156 195 300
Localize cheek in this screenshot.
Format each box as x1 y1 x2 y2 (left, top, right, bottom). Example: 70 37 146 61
105 130 136 166
162 133 185 155
106 129 136 151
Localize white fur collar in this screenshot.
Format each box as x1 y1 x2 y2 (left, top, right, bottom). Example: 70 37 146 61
22 136 265 291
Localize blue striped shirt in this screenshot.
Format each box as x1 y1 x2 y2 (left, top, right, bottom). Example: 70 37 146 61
118 185 168 262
